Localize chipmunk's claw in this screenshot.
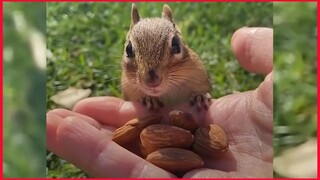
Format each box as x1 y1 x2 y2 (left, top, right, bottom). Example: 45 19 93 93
190 93 212 112
141 96 164 112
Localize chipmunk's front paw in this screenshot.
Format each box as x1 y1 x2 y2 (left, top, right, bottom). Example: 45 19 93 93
190 93 212 112
141 96 164 111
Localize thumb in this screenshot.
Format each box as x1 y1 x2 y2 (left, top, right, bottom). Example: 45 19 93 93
231 27 273 75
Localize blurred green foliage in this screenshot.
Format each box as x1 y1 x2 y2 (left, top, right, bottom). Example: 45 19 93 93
273 2 317 177
3 2 46 177
46 2 272 177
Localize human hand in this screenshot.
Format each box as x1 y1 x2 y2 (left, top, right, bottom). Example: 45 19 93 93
46 27 273 178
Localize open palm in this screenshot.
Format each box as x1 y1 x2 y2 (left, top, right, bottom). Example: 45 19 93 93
47 27 273 178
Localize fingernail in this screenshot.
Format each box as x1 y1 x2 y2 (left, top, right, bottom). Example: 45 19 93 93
265 72 273 83
240 26 249 29
120 101 136 112
247 27 258 35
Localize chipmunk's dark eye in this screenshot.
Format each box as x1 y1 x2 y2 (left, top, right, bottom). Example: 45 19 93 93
126 41 134 58
171 36 181 54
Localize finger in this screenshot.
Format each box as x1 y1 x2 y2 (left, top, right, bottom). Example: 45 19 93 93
72 96 150 127
47 115 175 178
73 96 209 127
248 72 273 161
251 72 273 132
231 27 273 75
48 108 101 129
47 110 103 159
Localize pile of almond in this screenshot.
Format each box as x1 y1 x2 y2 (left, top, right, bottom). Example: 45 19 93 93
112 110 229 173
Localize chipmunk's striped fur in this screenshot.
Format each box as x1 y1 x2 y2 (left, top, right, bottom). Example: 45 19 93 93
121 4 211 111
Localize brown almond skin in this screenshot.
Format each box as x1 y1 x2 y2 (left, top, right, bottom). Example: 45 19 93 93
139 143 149 158
146 148 204 173
168 110 199 133
193 124 229 157
140 124 194 155
112 115 162 145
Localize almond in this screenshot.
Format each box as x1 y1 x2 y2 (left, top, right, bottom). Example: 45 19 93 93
168 110 199 133
112 115 162 145
146 148 204 173
193 124 229 157
140 124 194 155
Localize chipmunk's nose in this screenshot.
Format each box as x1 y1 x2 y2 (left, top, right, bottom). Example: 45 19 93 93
145 69 161 88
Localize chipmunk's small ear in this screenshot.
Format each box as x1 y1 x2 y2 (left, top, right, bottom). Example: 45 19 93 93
131 3 140 26
162 4 173 23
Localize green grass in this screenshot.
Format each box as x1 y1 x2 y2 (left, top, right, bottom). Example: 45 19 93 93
273 2 317 177
46 2 272 177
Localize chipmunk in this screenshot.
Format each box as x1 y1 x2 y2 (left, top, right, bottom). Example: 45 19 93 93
121 4 212 112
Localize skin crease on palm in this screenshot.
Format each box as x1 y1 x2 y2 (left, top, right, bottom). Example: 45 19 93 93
47 27 273 178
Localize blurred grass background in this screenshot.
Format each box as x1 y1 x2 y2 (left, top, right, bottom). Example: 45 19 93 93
3 2 46 177
273 2 317 177
46 2 272 177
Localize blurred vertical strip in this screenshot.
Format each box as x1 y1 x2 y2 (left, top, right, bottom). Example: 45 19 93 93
1 1 3 178
273 2 317 178
3 2 46 177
